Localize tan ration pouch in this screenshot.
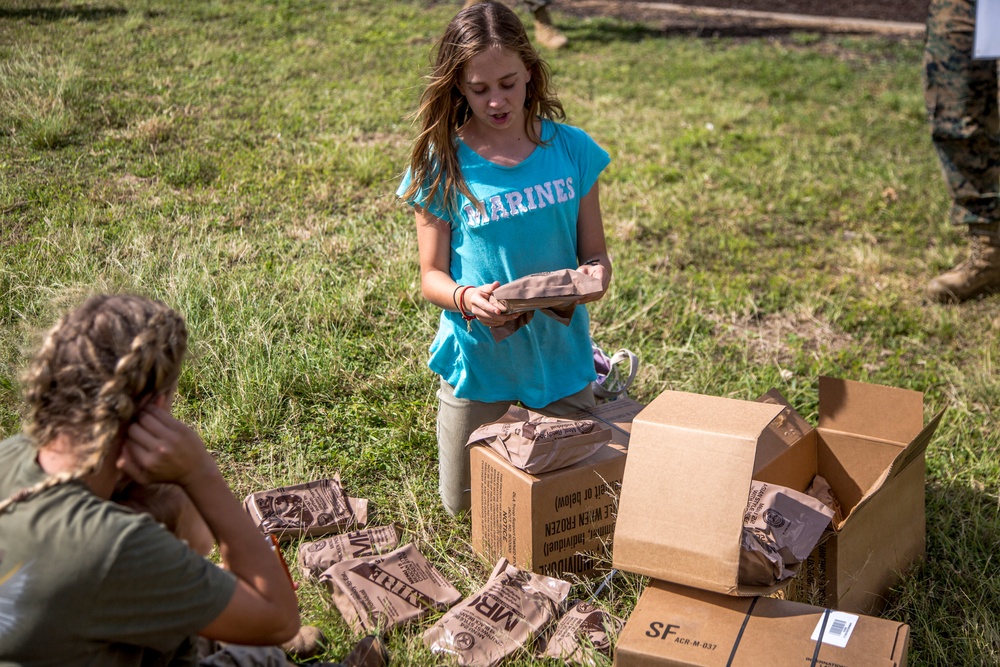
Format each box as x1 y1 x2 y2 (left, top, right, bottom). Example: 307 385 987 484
537 599 624 665
298 524 402 580
243 476 368 543
465 405 611 474
738 480 834 587
423 558 571 667
488 269 603 342
805 474 845 525
321 543 462 633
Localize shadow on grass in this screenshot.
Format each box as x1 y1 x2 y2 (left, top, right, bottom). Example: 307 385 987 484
0 5 127 22
888 479 1000 665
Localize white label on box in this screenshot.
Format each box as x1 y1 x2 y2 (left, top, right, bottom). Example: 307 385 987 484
810 611 858 648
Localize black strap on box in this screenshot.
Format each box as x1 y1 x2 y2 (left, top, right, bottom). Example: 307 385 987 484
810 609 831 667
725 596 759 667
726 599 830 667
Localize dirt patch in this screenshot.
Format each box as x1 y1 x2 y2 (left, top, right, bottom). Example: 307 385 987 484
557 0 928 37
710 309 857 367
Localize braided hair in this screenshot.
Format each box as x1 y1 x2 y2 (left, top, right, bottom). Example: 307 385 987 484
0 294 187 514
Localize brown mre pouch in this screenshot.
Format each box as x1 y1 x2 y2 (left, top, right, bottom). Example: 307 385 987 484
242 476 367 543
320 543 462 633
298 524 403 580
738 480 835 587
806 474 845 526
423 558 571 667
465 405 612 474
538 599 624 665
488 269 603 342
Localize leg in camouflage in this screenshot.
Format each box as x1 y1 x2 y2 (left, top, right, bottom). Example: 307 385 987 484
923 0 1000 301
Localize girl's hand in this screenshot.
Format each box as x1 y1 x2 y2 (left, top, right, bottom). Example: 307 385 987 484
462 281 520 329
575 259 610 304
117 403 217 489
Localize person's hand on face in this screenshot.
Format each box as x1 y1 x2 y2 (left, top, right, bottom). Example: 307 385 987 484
117 397 215 488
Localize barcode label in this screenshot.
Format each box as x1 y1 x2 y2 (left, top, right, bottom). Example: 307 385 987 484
810 611 859 648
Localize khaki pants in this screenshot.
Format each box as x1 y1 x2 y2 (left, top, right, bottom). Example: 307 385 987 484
436 379 595 516
197 638 292 667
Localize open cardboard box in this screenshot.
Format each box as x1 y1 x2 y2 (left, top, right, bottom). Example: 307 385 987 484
470 398 643 578
613 579 910 667
756 379 944 613
612 377 944 609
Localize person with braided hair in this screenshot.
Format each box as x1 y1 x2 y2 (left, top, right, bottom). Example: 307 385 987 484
0 294 301 666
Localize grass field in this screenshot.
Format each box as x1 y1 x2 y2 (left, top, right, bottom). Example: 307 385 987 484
1 1 998 665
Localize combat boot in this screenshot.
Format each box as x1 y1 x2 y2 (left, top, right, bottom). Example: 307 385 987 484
533 7 568 49
281 625 326 660
926 231 1000 303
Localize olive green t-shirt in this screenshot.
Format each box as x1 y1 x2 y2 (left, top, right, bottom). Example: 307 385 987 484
0 434 237 666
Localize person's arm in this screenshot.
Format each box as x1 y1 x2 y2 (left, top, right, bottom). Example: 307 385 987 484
415 205 518 328
115 482 216 557
117 402 300 646
575 180 612 305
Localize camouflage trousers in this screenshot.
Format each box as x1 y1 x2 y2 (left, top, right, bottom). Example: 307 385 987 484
521 0 551 11
923 0 1000 231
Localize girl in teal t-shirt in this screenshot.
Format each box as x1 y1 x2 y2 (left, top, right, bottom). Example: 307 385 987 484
398 1 613 515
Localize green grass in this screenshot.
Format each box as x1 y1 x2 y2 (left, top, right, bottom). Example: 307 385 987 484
2 1 998 665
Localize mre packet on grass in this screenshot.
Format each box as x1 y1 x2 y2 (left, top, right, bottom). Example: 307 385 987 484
738 480 834 587
243 476 368 543
423 558 571 667
488 269 603 342
320 543 462 633
298 524 402 579
465 405 611 474
537 599 624 666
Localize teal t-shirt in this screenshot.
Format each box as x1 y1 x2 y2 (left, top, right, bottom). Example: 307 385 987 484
0 434 237 667
398 120 611 407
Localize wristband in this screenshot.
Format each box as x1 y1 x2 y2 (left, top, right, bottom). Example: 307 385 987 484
457 285 476 331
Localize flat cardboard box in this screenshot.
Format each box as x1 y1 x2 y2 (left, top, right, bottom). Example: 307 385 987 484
612 377 943 605
613 579 910 667
470 398 643 578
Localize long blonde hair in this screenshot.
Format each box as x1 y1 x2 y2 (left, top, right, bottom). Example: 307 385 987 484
401 0 565 215
0 294 187 514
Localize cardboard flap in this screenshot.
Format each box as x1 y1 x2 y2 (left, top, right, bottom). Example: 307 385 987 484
818 377 924 445
612 391 784 592
847 407 945 519
754 389 814 473
884 408 944 483
576 397 644 444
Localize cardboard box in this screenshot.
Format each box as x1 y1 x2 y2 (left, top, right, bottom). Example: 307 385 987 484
756 379 944 614
612 377 943 607
470 398 643 578
613 580 910 667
